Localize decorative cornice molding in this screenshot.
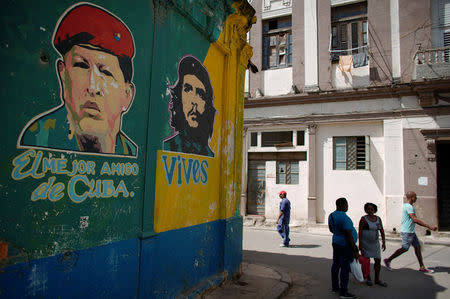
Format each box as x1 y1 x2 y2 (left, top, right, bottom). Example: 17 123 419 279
244 106 450 127
244 79 450 108
225 1 255 66
261 6 292 20
421 128 450 139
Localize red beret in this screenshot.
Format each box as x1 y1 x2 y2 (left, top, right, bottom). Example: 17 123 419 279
53 4 134 58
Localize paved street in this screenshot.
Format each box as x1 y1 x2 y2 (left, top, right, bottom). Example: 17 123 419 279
243 227 450 299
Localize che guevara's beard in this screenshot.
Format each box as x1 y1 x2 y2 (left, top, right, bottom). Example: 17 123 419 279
183 112 210 144
77 134 103 153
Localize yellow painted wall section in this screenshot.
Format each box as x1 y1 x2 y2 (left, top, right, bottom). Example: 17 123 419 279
154 2 254 233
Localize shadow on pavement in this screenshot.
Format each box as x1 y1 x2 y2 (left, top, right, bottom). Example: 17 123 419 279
287 244 321 249
432 266 450 274
244 250 447 299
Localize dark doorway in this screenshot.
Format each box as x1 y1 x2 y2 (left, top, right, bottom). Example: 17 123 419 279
437 141 450 230
247 160 266 215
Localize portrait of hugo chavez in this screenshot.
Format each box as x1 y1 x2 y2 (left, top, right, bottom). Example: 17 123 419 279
18 3 138 157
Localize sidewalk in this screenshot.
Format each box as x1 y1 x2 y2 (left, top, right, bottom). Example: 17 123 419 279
243 217 450 247
202 221 450 299
202 262 292 299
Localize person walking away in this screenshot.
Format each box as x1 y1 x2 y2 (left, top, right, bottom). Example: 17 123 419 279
384 191 438 273
358 203 387 287
328 197 359 299
276 190 290 247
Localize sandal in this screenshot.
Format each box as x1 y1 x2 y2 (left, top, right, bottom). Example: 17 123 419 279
375 281 387 287
366 279 373 286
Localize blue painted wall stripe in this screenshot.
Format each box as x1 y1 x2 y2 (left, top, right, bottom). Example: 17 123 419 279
0 217 242 298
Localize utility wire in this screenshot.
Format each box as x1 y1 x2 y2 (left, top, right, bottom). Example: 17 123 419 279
368 20 393 80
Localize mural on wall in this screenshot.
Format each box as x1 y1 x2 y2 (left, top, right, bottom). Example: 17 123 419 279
155 54 222 233
163 55 216 157
18 3 137 157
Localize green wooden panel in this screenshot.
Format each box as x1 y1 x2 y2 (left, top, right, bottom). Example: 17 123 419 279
0 0 153 262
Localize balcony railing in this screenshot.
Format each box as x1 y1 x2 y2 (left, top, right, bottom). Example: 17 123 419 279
415 47 450 64
414 47 450 80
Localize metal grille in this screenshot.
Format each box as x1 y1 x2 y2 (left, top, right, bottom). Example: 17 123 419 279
356 136 367 169
276 161 299 184
346 137 357 170
333 136 370 170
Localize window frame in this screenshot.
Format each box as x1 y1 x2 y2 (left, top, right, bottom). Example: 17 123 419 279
330 2 368 61
250 132 258 147
249 130 306 149
262 17 292 70
276 160 299 184
261 131 293 147
333 136 370 170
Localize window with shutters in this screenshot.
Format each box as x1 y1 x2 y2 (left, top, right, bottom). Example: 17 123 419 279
276 161 299 184
331 1 367 61
333 136 370 170
445 32 450 61
262 17 292 70
431 0 450 57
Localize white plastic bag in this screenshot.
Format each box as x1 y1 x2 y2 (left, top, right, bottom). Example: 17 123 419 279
350 259 364 282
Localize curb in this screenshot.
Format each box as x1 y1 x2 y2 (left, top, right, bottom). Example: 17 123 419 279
244 225 450 247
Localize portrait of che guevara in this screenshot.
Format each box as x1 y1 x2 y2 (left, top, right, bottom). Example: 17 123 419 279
18 3 137 157
163 55 217 158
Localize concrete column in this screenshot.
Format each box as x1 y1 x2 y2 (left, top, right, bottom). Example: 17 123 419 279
304 0 319 91
249 0 263 98
307 124 317 223
317 0 332 91
390 0 401 80
384 119 404 231
292 0 304 91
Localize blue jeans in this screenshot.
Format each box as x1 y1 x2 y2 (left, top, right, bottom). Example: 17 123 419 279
331 243 353 295
277 222 290 246
401 232 420 250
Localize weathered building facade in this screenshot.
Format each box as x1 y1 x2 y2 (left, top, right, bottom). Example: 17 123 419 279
242 0 450 233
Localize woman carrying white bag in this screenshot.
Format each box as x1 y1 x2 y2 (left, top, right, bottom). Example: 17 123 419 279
350 259 365 282
328 197 360 299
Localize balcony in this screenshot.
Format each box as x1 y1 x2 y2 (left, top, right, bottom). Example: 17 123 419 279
414 47 450 80
262 0 292 19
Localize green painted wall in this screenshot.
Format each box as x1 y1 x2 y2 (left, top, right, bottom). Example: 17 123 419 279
0 0 242 265
1 0 154 262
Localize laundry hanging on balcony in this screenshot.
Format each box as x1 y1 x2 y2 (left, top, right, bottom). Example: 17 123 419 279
352 52 368 68
338 55 353 72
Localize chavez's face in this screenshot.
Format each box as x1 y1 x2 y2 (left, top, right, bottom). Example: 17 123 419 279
181 74 206 128
58 45 134 137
